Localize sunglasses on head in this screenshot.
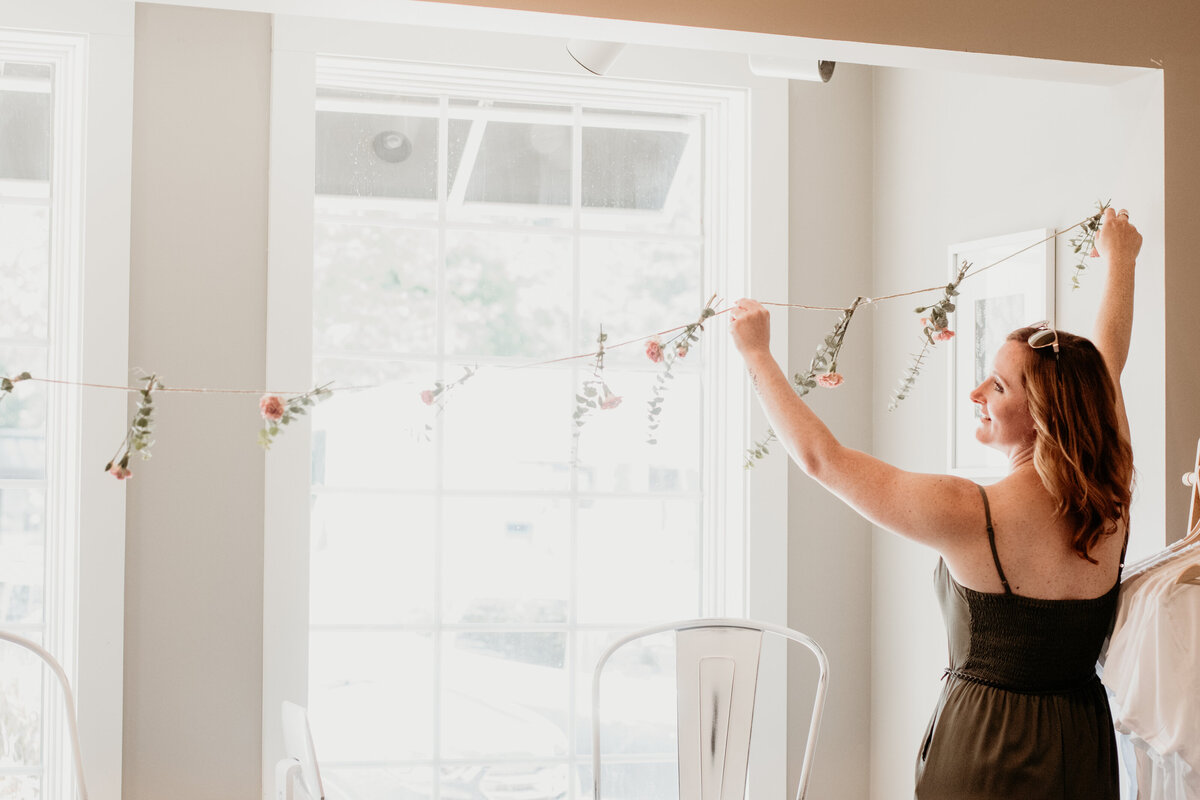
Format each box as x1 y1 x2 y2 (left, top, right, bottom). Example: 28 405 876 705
1027 321 1059 359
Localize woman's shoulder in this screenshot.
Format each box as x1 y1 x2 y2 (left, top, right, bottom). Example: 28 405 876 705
951 471 1124 598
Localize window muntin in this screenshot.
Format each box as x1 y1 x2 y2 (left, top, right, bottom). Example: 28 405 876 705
308 63 723 799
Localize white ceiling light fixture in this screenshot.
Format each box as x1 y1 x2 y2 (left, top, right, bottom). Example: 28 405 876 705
566 39 626 75
748 55 836 83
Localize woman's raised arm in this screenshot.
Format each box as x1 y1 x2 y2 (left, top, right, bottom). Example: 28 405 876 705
1091 206 1141 441
730 299 980 551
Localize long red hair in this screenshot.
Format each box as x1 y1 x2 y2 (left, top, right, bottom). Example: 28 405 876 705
1007 327 1134 562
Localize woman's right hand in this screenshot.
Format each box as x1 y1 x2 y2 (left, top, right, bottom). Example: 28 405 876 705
729 298 773 359
1094 206 1142 267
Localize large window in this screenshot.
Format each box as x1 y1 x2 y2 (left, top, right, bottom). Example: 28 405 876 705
308 59 723 800
264 17 788 800
0 16 131 799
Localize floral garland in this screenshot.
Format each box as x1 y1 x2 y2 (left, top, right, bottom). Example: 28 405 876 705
744 296 866 468
0 205 1110 478
104 374 162 479
258 382 334 450
645 296 717 445
571 326 621 463
1067 200 1110 290
887 259 970 411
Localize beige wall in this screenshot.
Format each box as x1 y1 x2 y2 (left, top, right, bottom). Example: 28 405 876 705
125 5 269 798
785 63 874 800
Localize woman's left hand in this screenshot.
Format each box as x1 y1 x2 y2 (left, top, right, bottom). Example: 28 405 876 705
729 298 772 359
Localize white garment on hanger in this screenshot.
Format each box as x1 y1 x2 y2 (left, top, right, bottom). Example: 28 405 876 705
1103 549 1200 800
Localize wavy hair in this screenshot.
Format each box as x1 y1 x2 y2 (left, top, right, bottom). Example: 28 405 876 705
1006 326 1134 562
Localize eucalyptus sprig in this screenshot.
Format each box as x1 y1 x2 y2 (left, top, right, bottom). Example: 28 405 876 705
258 382 334 450
0 372 32 406
745 297 866 468
572 326 621 463
788 296 868 399
105 374 163 479
418 366 478 440
1067 200 1110 290
889 259 970 411
646 297 718 445
744 428 777 469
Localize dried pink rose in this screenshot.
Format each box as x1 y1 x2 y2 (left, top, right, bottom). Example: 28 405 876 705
676 344 689 358
420 389 435 406
1089 246 1100 258
599 384 622 410
934 329 955 342
259 395 285 421
645 337 663 364
109 465 132 480
817 372 845 388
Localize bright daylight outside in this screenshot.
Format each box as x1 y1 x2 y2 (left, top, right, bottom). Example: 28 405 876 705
305 62 727 800
0 57 56 800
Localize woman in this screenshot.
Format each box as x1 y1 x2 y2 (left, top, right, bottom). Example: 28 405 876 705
729 206 1141 798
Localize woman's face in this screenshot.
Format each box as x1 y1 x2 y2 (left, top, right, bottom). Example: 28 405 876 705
969 340 1037 459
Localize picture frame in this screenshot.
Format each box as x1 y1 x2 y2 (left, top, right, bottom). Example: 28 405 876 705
947 228 1054 477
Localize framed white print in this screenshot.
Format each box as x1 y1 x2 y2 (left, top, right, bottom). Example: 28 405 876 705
948 229 1054 477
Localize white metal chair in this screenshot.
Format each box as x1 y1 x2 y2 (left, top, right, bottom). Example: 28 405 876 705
591 617 829 800
0 630 88 799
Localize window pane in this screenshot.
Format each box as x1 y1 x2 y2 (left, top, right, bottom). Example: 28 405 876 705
573 370 701 494
0 488 44 626
0 347 47 480
321 766 432 800
311 358 437 491
441 368 571 492
578 238 704 366
313 222 438 355
0 632 44 768
310 492 434 626
0 776 39 799
441 631 569 759
463 121 571 206
443 230 573 360
0 62 53 181
442 496 570 624
316 110 438 201
0 204 50 340
576 498 701 624
309 630 434 762
581 111 701 235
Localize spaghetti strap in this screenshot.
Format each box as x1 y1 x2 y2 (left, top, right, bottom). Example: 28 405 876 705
977 484 1012 595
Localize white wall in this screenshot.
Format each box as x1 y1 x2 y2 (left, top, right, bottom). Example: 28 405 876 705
785 63 874 800
124 5 269 798
868 67 1165 797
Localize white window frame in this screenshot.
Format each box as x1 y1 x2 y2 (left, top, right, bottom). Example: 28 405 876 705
0 3 133 800
262 12 788 799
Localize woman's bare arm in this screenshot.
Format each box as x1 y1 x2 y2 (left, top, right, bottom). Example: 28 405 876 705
731 299 980 551
1091 206 1141 440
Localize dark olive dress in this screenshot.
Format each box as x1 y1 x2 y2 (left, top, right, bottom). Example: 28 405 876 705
914 486 1121 799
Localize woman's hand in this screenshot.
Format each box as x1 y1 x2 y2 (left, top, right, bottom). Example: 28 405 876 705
1094 206 1142 267
729 298 773 359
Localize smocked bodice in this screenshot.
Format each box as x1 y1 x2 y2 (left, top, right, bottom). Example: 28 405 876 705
934 559 1120 693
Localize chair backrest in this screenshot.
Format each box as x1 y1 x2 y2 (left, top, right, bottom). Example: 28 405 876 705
0 630 88 800
279 701 325 800
591 617 828 800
